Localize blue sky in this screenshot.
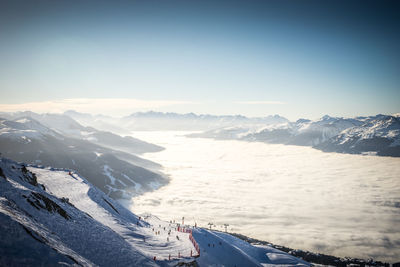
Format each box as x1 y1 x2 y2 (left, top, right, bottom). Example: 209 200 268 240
0 0 399 120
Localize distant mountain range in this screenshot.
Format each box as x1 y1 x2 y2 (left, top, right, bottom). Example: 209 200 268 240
47 110 400 157
1 109 399 189
189 114 400 157
65 110 290 131
0 113 167 200
64 110 132 134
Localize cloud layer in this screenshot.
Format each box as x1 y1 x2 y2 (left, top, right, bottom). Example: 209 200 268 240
130 131 400 263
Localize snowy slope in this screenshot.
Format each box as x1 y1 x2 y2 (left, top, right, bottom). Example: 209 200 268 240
0 117 167 200
192 228 310 267
0 158 196 266
0 157 310 266
0 111 163 154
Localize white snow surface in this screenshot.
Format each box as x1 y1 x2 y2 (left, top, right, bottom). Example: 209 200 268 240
192 229 310 267
31 166 195 263
336 116 400 146
0 158 310 266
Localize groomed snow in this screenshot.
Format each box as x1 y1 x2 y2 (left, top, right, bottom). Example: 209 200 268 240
0 157 310 266
31 167 196 262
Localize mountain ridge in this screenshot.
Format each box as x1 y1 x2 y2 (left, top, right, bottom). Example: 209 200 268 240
190 114 400 157
0 116 167 200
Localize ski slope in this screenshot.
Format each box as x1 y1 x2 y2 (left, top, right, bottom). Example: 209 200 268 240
193 228 310 267
30 166 196 262
0 157 310 266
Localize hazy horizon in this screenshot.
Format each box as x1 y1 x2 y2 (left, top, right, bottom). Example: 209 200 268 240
1 105 400 122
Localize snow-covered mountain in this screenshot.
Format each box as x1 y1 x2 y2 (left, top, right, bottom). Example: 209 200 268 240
64 109 291 131
0 157 311 266
67 110 288 131
0 117 167 200
0 116 63 140
190 114 400 157
286 115 363 146
0 111 163 155
188 122 291 141
190 115 353 144
121 111 290 131
240 115 363 146
317 115 400 156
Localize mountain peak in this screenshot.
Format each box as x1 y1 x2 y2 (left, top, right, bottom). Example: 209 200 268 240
321 115 333 120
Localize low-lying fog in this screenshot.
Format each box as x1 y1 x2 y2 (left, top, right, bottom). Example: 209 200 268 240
129 131 400 262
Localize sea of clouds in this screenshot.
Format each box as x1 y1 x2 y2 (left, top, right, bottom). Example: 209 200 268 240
129 131 400 263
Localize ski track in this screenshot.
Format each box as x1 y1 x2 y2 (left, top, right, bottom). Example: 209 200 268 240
31 167 196 261
0 157 310 266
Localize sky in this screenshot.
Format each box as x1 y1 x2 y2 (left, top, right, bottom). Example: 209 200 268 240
0 0 399 120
